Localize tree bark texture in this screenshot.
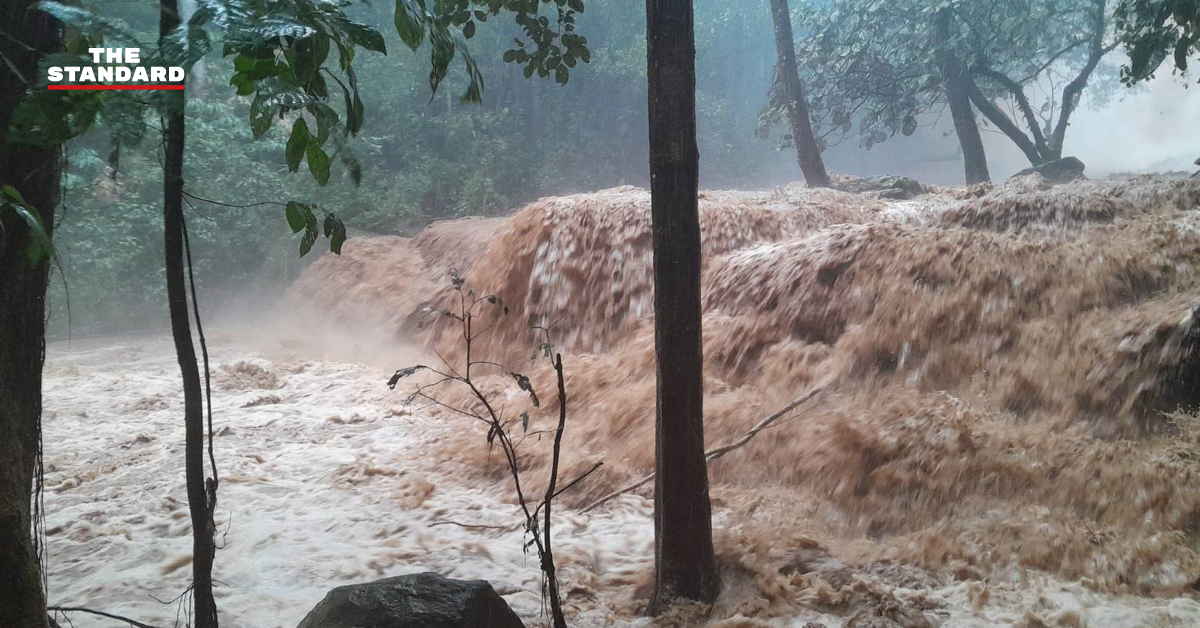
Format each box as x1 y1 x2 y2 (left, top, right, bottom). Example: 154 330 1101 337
645 0 720 613
769 0 831 187
0 2 60 626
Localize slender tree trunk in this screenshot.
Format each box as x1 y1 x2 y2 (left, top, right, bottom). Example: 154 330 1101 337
159 2 217 626
933 9 990 185
645 0 720 614
1049 0 1108 159
963 76 1045 166
768 0 830 187
0 3 60 627
970 66 1052 159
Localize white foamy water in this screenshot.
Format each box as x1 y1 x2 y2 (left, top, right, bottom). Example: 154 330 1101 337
40 334 1200 628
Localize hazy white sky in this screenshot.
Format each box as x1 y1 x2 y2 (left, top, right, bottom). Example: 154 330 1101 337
1063 74 1200 175
814 64 1199 185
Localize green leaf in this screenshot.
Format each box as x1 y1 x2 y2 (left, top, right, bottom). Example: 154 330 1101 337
299 223 319 256
351 91 364 134
324 214 347 254
230 73 255 96
250 109 273 139
306 143 331 186
1175 36 1191 72
229 17 316 45
285 118 310 172
463 20 476 39
285 201 307 233
310 103 338 144
330 220 347 254
4 201 53 265
2 185 26 204
34 2 135 42
344 20 387 54
394 1 426 51
233 54 257 72
340 151 363 186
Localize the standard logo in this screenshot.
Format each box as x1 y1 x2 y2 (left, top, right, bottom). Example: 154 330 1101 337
48 47 184 90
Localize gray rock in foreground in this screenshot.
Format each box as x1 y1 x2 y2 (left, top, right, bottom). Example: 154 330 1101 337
296 572 525 628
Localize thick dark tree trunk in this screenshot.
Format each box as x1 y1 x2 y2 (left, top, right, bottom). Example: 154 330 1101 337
934 9 990 185
769 0 830 188
0 3 59 627
645 0 720 614
159 1 217 626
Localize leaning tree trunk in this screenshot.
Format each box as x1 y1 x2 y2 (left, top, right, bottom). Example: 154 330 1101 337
769 0 830 188
159 1 218 626
645 0 720 614
1048 0 1108 160
933 9 990 185
0 3 60 627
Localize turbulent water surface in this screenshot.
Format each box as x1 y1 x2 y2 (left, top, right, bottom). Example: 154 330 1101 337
43 174 1200 627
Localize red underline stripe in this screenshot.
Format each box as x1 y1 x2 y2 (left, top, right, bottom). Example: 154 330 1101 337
48 84 185 90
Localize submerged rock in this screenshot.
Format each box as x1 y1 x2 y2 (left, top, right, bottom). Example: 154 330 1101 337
295 572 525 628
1012 156 1086 183
833 175 925 199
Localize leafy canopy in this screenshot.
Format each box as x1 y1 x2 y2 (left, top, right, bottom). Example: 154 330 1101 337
777 0 1113 153
1116 0 1200 83
10 0 590 256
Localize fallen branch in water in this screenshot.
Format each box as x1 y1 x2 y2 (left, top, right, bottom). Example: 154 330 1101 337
429 519 515 531
581 383 828 513
49 606 162 628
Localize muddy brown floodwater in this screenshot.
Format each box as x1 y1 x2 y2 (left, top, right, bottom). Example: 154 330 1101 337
43 174 1200 627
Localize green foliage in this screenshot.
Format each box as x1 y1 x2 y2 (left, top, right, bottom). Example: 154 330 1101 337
1116 0 1200 83
285 200 346 254
14 0 595 261
779 0 1113 153
0 186 55 264
41 0 789 336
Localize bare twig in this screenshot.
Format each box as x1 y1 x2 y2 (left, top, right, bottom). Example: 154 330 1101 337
392 281 595 628
534 461 604 522
48 607 162 628
429 519 515 532
540 353 568 628
581 383 828 513
552 461 604 501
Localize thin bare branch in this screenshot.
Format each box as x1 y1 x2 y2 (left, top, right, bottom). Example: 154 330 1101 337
582 383 828 513
48 607 161 628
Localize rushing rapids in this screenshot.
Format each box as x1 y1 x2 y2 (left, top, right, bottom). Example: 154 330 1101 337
286 174 1200 624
